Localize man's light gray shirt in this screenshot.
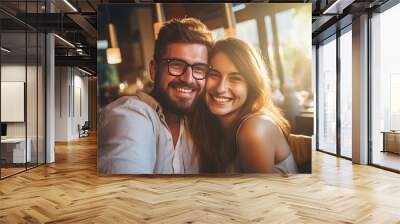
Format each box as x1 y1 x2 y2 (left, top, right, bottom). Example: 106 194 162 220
98 92 198 174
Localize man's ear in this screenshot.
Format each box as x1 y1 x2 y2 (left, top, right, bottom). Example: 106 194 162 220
149 60 156 82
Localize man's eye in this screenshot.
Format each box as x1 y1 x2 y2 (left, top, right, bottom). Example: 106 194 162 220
193 67 207 74
170 62 184 68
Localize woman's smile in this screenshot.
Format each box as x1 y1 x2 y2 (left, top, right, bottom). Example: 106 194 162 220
209 94 234 104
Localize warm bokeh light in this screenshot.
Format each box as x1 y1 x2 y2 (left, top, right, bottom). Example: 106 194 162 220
106 47 122 64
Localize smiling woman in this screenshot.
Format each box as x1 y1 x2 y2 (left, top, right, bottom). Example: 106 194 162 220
206 52 248 127
190 38 298 174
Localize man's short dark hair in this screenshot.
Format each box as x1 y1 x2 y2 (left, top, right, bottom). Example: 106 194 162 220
154 17 214 62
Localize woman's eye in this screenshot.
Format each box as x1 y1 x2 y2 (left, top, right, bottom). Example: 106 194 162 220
229 75 244 82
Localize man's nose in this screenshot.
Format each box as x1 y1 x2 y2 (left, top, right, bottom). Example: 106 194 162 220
179 66 194 83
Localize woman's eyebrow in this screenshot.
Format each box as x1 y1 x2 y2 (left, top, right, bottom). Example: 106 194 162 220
228 72 242 76
210 68 222 74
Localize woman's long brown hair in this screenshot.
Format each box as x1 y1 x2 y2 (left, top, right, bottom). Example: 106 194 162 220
189 38 290 173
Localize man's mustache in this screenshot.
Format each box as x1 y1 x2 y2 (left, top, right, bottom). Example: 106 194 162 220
168 80 199 91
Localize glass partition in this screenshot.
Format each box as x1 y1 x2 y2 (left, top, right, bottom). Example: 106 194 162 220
38 32 45 165
1 31 28 177
27 30 38 169
370 3 400 171
317 36 337 154
339 27 352 158
0 1 46 179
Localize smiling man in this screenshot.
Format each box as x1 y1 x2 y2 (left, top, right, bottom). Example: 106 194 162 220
98 18 213 174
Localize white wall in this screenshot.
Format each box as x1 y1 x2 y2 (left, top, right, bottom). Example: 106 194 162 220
54 67 89 141
1 65 36 138
1 63 46 164
55 66 69 141
70 72 89 138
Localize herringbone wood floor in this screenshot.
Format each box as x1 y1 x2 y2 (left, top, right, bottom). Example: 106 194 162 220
1 135 400 223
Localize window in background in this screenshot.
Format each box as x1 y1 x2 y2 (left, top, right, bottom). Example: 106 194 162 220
236 19 260 50
264 16 278 85
264 7 313 135
371 3 400 171
390 75 400 130
211 27 225 41
317 36 337 154
275 9 295 44
339 27 352 158
274 8 312 86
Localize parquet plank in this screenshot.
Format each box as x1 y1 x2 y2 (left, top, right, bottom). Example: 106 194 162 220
0 135 399 223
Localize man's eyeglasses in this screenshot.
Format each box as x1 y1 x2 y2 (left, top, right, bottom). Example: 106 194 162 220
160 58 210 80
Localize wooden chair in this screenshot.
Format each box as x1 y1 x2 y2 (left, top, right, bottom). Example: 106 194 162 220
287 134 312 173
78 121 90 138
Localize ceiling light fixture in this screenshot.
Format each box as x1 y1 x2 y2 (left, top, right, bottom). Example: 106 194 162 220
54 34 75 48
1 47 11 53
322 0 354 15
106 23 122 64
76 48 84 55
78 67 93 76
63 0 78 12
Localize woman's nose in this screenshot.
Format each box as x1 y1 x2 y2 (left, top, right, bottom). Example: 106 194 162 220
215 78 228 93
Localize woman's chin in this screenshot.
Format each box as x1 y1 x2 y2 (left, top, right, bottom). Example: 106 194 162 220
208 107 231 117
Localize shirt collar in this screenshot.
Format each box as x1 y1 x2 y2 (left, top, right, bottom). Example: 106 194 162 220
135 91 167 123
135 91 189 127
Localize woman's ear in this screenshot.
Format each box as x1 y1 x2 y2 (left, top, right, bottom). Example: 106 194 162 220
149 60 156 81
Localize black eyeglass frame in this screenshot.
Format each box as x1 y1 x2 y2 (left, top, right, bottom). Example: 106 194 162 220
159 58 211 80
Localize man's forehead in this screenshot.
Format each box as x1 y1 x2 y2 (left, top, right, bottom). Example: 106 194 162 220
163 43 208 63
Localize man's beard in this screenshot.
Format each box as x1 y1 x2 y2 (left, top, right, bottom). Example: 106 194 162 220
152 74 201 116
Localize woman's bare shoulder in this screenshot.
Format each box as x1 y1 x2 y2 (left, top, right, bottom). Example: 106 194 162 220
236 113 283 172
237 113 284 146
238 113 281 136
